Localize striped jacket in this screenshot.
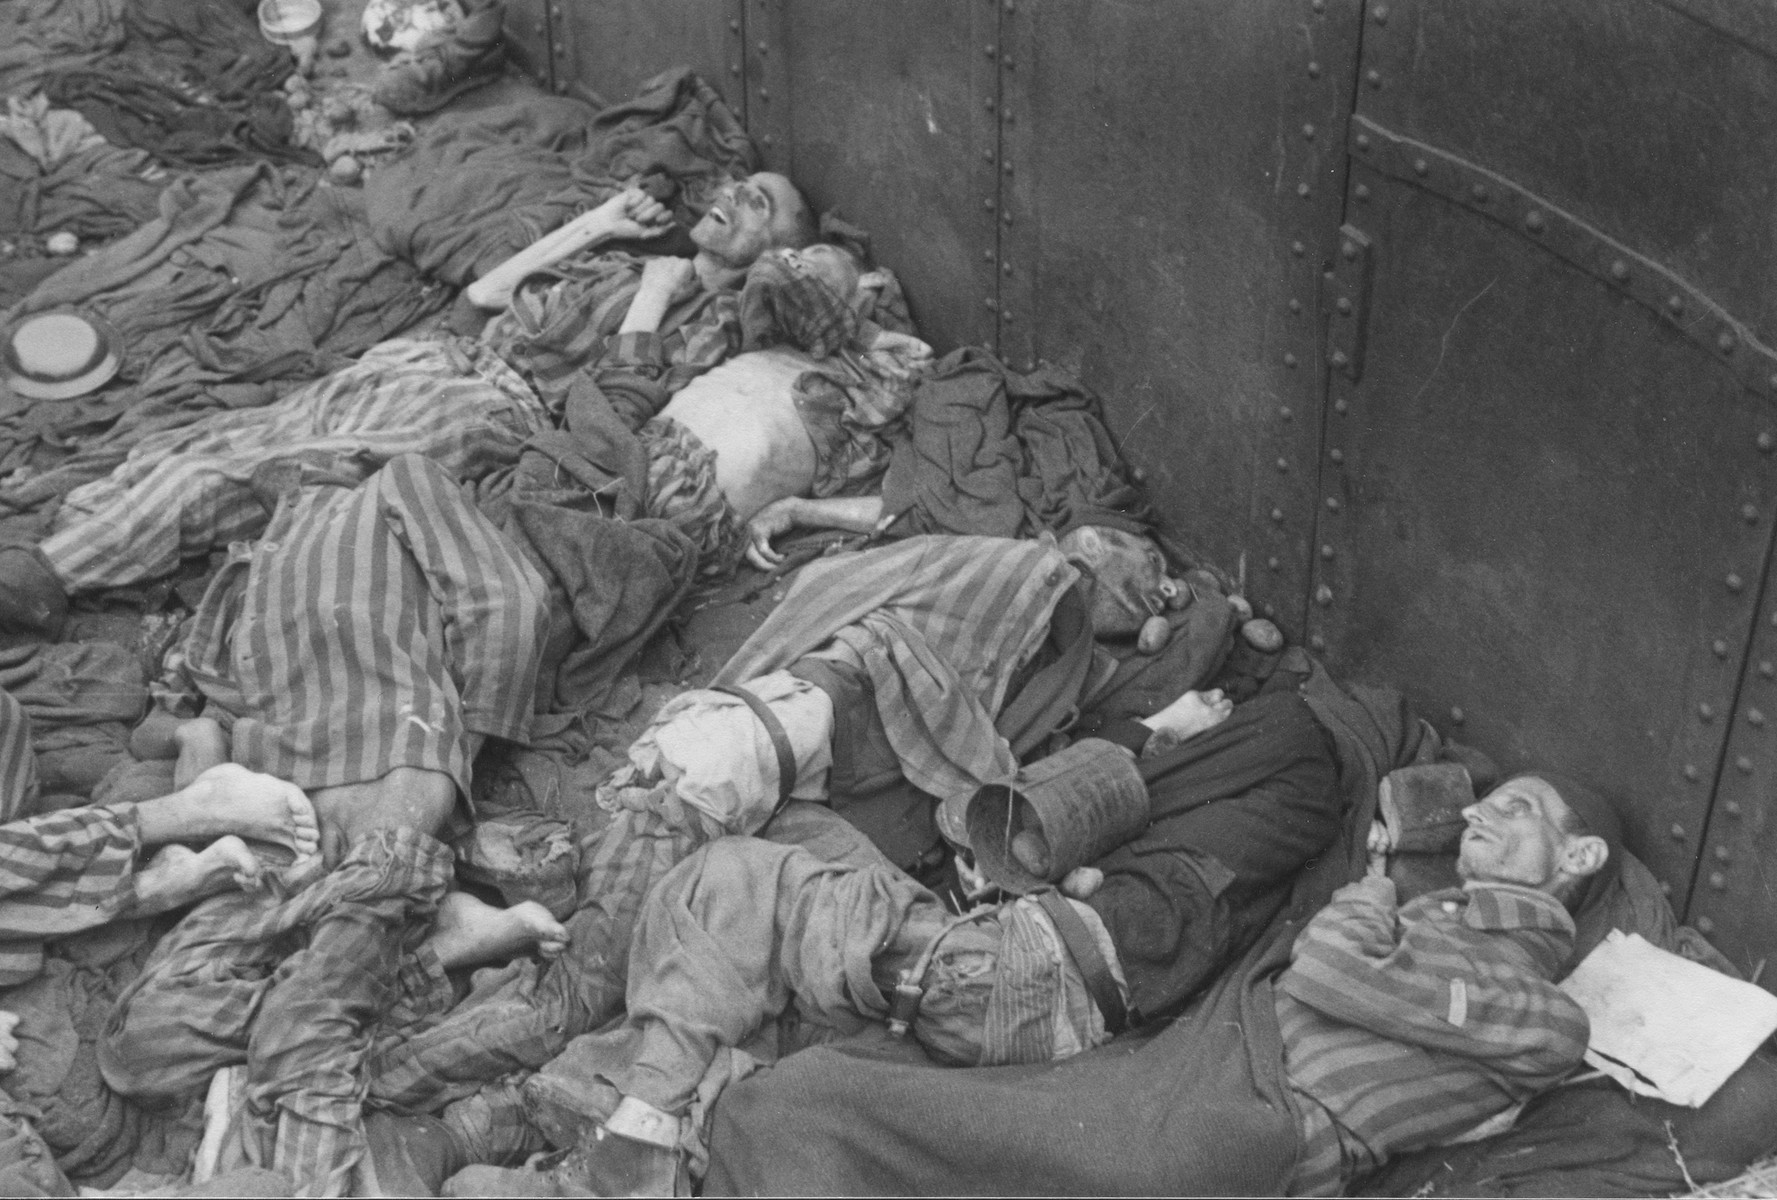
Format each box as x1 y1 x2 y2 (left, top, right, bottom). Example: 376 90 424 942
715 535 1081 803
484 251 742 428
1275 876 1589 1193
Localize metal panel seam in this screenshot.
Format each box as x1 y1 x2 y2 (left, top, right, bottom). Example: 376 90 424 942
1348 113 1777 397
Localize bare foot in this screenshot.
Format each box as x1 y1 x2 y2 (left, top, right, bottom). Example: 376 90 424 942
132 839 263 914
141 764 320 859
1139 688 1234 754
424 892 568 971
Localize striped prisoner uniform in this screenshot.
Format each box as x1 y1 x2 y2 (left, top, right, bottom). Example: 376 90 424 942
177 451 549 799
367 535 1083 1114
99 454 548 1196
0 689 145 985
100 828 459 1200
483 250 744 428
43 337 550 594
1274 876 1589 1196
43 249 746 596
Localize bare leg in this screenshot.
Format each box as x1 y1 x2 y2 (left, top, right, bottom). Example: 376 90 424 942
423 891 568 971
310 765 459 868
131 764 319 859
172 718 229 790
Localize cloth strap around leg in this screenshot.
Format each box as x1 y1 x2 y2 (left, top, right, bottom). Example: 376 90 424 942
712 684 798 815
1032 888 1129 1036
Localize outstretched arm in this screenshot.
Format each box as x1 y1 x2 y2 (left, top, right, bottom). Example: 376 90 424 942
466 187 674 311
744 495 886 570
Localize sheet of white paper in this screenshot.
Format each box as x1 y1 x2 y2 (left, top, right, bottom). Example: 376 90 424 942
1559 930 1777 1108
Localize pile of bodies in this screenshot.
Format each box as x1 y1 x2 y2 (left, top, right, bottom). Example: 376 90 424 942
0 40 1775 1200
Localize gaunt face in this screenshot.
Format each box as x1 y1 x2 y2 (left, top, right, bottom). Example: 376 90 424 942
690 172 810 267
1456 776 1574 889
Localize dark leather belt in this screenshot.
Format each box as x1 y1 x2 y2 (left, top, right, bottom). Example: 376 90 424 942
1033 888 1130 1036
712 683 798 816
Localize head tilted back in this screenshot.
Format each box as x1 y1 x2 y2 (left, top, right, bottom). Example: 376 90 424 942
1517 770 1624 913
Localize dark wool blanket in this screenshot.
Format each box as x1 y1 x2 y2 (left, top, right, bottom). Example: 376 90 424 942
880 347 1155 543
366 68 757 287
703 921 1305 1196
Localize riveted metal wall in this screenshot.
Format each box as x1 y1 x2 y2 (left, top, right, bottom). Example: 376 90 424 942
1308 0 1777 974
538 0 740 106
743 0 1002 352
499 0 555 91
994 0 1363 634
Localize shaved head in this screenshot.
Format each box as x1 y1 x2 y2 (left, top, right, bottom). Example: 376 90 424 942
691 172 816 269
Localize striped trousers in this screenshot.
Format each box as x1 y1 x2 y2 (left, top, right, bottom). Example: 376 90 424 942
0 690 144 986
100 829 458 1199
182 452 550 799
41 337 550 594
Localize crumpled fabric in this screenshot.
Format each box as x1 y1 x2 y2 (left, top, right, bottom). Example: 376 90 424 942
36 0 310 170
473 378 700 733
0 644 145 805
1 936 205 1188
0 0 126 99
881 347 1155 541
0 1094 71 1196
366 68 757 285
597 673 835 837
737 253 859 358
0 164 449 500
0 95 105 167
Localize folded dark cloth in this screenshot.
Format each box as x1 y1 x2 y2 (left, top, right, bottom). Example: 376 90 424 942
705 920 1305 1196
367 69 757 286
37 0 308 170
881 348 1154 541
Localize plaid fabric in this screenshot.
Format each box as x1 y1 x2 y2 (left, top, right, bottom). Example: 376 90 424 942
42 337 550 593
483 251 743 428
793 340 922 499
715 535 1080 803
737 253 860 358
1275 877 1589 1192
637 417 744 576
0 689 35 823
178 453 549 798
100 828 456 1198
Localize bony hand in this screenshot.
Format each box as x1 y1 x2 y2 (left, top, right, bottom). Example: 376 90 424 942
744 499 800 571
0 1010 20 1072
1365 819 1392 877
636 253 698 300
605 187 674 241
865 329 933 360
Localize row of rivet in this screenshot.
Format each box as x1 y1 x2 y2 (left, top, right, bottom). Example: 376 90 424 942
1686 599 1777 934
1354 0 1751 934
1268 0 1343 633
1348 113 1777 398
1299 0 1383 650
979 0 1015 351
